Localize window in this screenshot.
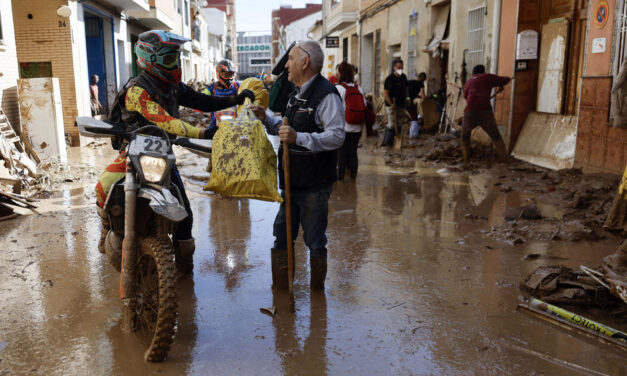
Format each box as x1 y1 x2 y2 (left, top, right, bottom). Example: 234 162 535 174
374 30 381 98
408 12 418 78
184 0 189 26
0 10 4 43
615 1 627 76
19 62 53 78
466 7 485 81
177 0 182 14
342 37 348 62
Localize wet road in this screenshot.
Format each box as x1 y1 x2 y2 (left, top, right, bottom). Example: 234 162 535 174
0 146 625 375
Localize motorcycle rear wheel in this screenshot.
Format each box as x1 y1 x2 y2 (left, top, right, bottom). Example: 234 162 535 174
134 236 178 362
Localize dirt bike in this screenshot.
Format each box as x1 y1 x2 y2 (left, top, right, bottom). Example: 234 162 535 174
76 116 212 362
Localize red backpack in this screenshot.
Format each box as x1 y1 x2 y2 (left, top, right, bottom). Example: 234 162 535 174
340 83 367 124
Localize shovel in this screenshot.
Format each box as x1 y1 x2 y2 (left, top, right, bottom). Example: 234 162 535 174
393 103 402 150
281 117 296 313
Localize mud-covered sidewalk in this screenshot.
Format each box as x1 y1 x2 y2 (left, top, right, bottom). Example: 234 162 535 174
0 141 625 375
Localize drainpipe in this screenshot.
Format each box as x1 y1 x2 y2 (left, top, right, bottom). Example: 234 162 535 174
490 0 502 108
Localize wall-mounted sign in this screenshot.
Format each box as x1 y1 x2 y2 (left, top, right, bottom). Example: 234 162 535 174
237 44 272 53
326 36 339 48
250 58 271 66
516 30 538 60
515 60 529 71
592 37 607 53
594 0 609 29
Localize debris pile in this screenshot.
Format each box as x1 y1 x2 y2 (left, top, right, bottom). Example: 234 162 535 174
179 107 212 129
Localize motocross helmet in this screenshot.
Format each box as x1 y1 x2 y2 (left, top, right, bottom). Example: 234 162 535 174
135 30 190 84
216 59 237 88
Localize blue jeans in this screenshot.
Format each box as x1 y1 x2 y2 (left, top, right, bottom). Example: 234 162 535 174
273 185 332 257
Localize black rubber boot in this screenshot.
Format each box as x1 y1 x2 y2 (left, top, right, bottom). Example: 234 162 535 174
310 252 327 290
174 238 195 274
271 248 289 290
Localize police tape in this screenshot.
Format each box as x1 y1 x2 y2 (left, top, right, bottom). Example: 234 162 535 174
518 298 627 352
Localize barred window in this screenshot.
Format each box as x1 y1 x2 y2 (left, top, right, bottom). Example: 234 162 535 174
408 13 418 78
466 7 486 80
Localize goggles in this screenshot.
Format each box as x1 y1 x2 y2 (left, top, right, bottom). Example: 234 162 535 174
157 49 180 69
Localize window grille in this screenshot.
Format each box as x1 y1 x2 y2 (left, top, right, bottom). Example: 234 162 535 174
375 29 381 98
466 7 485 78
614 0 627 75
407 13 418 78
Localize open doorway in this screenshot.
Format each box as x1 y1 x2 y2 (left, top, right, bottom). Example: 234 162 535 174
85 16 108 110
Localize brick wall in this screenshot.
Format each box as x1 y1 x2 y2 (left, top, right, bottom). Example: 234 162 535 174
574 77 625 174
0 1 20 132
12 0 79 141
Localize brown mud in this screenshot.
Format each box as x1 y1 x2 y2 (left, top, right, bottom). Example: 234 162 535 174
0 143 625 375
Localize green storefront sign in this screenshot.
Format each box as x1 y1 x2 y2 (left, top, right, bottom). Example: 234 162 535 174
237 44 272 53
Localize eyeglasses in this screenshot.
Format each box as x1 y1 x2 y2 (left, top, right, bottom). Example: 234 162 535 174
296 43 311 60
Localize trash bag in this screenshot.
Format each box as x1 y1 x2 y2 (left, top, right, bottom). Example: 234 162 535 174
204 106 283 203
409 121 420 139
269 70 294 114
381 127 395 146
237 77 269 114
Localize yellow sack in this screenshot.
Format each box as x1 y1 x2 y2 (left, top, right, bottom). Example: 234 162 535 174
204 107 283 202
237 77 269 114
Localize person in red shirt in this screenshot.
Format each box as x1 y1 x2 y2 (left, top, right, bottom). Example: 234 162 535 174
462 64 511 163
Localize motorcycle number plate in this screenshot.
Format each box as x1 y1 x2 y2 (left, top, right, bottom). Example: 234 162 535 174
130 135 167 156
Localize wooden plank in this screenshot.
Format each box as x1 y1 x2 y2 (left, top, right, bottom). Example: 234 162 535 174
536 20 570 114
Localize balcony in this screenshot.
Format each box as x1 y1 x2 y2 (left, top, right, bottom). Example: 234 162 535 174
127 5 175 30
103 0 150 12
325 0 358 33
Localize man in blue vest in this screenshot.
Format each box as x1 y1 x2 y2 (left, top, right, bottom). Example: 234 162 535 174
202 59 240 138
251 40 345 290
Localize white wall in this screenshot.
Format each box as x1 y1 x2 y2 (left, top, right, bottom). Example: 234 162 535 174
285 11 321 47
0 0 21 130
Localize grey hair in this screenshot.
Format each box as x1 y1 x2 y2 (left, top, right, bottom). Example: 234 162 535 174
298 40 324 73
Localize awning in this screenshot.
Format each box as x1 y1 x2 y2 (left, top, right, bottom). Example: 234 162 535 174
424 4 450 55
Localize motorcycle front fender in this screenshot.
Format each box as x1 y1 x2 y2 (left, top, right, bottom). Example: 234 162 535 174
137 187 188 223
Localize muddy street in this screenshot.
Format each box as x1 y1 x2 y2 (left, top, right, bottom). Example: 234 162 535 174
0 145 625 376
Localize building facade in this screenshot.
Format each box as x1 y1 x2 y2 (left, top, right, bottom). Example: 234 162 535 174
236 32 272 79
271 3 322 65
0 0 20 131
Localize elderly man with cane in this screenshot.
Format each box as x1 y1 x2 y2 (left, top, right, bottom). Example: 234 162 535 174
251 40 345 292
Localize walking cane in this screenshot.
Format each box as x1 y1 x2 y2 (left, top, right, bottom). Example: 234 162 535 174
281 117 296 312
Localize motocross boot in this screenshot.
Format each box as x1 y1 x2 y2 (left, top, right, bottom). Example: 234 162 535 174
97 207 110 254
310 250 328 290
271 248 289 290
105 231 123 272
494 139 508 162
174 238 195 274
604 239 627 275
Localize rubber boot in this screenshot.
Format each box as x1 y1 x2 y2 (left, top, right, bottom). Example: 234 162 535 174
105 230 123 272
461 143 471 165
310 252 327 290
174 238 195 274
604 239 627 274
97 207 109 254
271 248 289 290
494 139 508 162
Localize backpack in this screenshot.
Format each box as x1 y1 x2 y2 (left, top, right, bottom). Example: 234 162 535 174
269 70 294 114
341 83 367 124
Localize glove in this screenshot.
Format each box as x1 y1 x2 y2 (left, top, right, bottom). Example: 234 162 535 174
201 127 217 140
236 89 255 104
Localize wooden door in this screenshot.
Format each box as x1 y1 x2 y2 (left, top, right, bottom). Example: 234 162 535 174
565 0 589 115
537 20 570 114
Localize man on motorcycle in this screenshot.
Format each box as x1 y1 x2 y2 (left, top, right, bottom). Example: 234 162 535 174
202 59 240 139
96 30 254 273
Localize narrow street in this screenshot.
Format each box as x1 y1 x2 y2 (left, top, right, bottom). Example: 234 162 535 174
0 144 624 375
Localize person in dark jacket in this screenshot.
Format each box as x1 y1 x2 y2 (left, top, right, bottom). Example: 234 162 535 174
461 64 510 163
251 40 345 290
96 30 254 273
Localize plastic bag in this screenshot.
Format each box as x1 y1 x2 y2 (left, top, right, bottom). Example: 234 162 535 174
409 121 420 139
204 107 283 202
237 77 269 114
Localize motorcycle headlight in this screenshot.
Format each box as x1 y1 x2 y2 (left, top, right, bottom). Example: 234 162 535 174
140 155 167 183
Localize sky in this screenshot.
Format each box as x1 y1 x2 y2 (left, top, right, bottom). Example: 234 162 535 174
235 0 321 33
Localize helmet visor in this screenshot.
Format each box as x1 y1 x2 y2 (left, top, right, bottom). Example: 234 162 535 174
161 52 179 68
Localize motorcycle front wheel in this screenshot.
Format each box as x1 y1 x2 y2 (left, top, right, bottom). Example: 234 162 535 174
134 236 178 362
